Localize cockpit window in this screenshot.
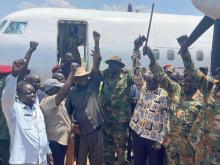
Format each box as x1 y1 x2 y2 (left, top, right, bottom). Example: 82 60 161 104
0 20 7 31
4 22 27 34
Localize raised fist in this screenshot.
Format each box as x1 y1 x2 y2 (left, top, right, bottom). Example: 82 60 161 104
93 31 100 42
29 41 39 52
12 59 26 77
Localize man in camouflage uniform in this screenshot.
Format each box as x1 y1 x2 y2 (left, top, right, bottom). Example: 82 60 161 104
0 65 12 165
178 36 220 164
145 46 202 165
101 56 132 165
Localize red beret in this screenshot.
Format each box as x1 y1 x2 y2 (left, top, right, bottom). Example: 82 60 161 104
0 65 12 74
52 64 61 73
163 64 172 69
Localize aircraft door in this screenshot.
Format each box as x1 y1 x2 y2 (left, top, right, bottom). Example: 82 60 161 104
57 20 88 68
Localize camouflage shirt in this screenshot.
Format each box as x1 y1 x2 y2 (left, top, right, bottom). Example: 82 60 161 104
101 69 132 123
150 63 202 139
0 77 10 140
181 51 220 162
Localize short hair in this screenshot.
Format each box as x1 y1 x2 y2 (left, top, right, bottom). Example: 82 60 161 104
17 81 34 96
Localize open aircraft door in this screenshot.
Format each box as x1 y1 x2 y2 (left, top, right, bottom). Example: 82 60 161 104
57 20 89 69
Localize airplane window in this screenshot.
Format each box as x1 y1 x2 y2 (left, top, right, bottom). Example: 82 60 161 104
4 22 27 34
196 50 204 61
167 49 175 61
0 20 7 31
152 49 160 60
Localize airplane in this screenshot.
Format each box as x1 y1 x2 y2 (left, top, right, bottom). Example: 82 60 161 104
0 8 213 80
182 0 220 75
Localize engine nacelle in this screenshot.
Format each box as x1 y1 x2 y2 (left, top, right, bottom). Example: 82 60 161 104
192 0 220 19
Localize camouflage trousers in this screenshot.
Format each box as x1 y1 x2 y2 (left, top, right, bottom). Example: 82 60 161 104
102 122 128 165
166 135 195 165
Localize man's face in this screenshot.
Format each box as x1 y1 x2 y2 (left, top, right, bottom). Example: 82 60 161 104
30 76 41 91
76 75 89 87
108 62 122 75
65 54 73 63
19 84 36 107
183 76 196 96
145 74 159 91
53 73 66 83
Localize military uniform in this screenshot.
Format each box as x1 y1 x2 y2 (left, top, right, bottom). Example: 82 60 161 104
101 69 132 165
181 50 220 164
0 78 10 165
150 62 202 165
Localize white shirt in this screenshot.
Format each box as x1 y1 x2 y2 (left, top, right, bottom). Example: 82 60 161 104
130 86 169 144
1 75 50 165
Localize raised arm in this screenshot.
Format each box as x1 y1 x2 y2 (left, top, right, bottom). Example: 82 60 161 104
1 59 26 118
131 35 146 69
177 35 216 94
143 46 182 104
55 63 76 106
19 41 39 81
91 31 102 74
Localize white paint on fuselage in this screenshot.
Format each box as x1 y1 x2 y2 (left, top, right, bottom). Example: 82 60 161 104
0 8 213 80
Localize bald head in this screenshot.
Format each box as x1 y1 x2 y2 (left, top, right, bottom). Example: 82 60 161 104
24 74 41 91
52 73 66 83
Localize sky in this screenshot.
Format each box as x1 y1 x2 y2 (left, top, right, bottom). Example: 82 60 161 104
0 0 202 18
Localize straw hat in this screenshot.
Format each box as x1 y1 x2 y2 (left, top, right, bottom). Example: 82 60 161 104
75 66 90 77
105 56 125 68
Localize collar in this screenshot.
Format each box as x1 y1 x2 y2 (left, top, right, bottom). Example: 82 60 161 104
16 99 37 112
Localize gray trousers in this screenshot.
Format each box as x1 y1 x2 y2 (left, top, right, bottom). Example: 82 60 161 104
78 129 103 165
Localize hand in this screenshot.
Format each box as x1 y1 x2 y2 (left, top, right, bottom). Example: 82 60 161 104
152 142 162 150
29 41 39 52
177 35 189 55
47 154 54 165
143 46 156 64
134 35 146 50
93 31 100 42
70 63 78 75
12 59 26 77
72 123 80 134
143 46 153 56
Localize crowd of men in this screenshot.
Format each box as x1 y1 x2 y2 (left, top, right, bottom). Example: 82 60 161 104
0 30 220 165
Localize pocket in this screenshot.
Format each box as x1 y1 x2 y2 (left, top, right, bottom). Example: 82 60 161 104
21 115 33 130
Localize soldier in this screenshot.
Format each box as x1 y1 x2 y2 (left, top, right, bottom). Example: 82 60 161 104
0 65 12 165
64 26 85 66
178 35 220 164
144 46 202 165
101 56 132 165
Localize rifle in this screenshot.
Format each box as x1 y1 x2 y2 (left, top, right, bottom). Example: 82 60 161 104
143 3 155 55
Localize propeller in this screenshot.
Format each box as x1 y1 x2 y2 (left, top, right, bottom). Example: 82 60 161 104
185 16 215 47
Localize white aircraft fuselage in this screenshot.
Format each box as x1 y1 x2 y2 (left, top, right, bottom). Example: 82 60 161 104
0 8 213 80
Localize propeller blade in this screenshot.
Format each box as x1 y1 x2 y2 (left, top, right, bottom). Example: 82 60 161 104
186 16 214 47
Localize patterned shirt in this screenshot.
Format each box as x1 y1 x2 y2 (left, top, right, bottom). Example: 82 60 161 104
149 62 202 143
130 85 169 144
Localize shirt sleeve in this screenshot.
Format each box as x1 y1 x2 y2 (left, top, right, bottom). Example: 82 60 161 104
40 95 57 116
181 50 216 96
150 62 182 104
90 70 101 90
1 75 17 121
